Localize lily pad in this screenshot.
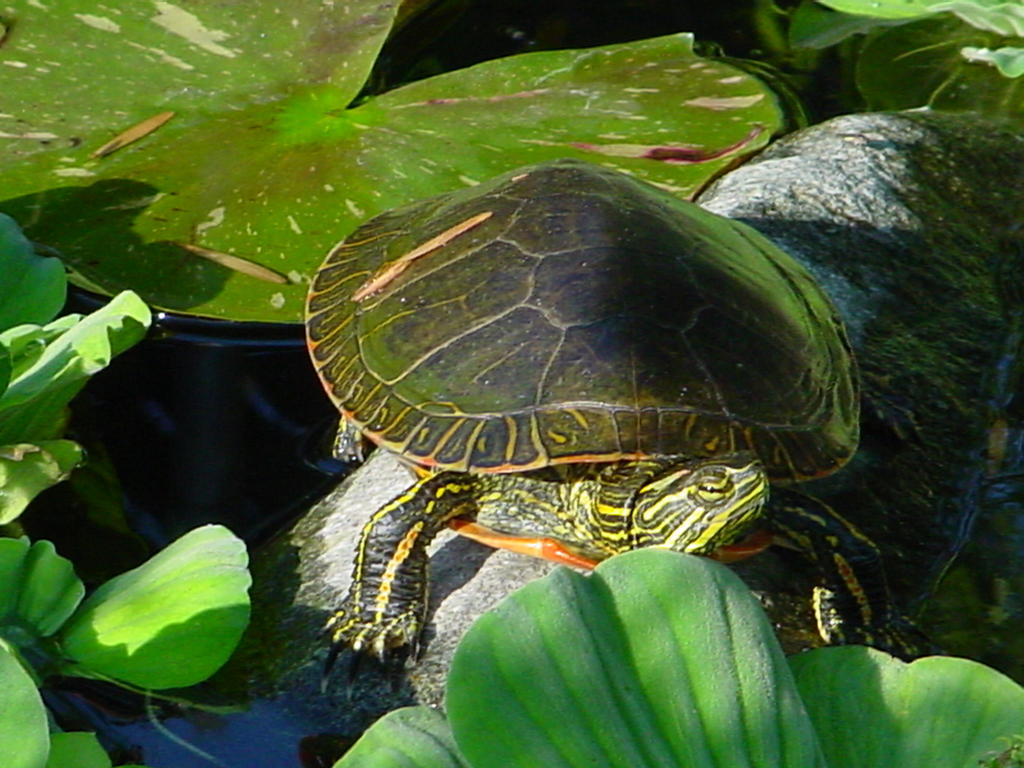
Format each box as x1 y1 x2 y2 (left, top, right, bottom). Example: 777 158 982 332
0 642 48 768
0 1 783 322
0 537 84 640
58 524 250 689
445 550 825 768
790 646 1024 768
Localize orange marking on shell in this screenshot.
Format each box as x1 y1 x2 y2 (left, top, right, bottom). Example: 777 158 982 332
341 403 654 473
408 447 650 474
352 211 493 301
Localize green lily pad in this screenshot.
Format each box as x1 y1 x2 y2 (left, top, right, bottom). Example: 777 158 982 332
0 642 48 768
445 550 825 768
790 645 1024 768
58 524 250 689
0 213 65 332
335 707 469 768
0 441 84 524
0 0 783 322
0 538 84 642
0 290 151 444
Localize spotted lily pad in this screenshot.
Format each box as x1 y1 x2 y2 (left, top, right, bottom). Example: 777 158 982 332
0 2 783 321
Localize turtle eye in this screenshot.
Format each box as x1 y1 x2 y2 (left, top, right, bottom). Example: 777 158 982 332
695 475 734 503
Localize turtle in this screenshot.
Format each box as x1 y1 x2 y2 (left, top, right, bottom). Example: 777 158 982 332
305 158 918 662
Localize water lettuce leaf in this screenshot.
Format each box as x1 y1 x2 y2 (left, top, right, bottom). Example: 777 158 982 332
790 646 1024 768
58 525 251 689
0 441 84 525
0 213 65 332
0 538 84 640
446 550 825 768
335 707 469 768
0 642 48 768
0 291 151 444
45 733 112 768
815 0 1024 36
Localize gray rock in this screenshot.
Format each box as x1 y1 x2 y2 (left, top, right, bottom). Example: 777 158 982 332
234 110 1023 736
228 448 558 734
699 109 1024 668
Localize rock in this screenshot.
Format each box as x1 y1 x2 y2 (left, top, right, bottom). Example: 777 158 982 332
230 448 558 735
237 111 1024 737
699 110 1024 668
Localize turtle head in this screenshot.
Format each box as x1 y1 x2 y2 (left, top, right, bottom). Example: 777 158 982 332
631 453 769 554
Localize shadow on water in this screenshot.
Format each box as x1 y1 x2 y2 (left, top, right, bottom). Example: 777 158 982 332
13 292 354 766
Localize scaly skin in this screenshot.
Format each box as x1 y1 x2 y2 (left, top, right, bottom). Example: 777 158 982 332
328 454 767 658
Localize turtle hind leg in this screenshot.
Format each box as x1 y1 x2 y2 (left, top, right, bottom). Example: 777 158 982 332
326 472 477 666
768 488 937 659
332 418 369 464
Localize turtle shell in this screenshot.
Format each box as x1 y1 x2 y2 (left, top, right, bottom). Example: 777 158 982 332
306 159 858 482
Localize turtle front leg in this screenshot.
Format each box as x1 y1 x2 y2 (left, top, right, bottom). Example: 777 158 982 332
328 472 476 661
768 488 934 659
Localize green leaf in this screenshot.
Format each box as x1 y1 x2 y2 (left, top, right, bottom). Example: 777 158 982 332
961 45 1024 77
335 707 470 768
58 525 251 689
0 643 49 768
0 441 84 524
814 0 939 18
815 0 1024 35
0 290 151 443
790 646 1024 768
939 0 1024 36
855 14 1024 118
45 733 111 768
790 1 911 48
0 538 85 641
446 550 825 768
0 213 66 331
1 14 783 322
1 0 396 167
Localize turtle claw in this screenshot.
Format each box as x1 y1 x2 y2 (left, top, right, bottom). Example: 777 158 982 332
321 604 423 689
822 615 940 661
864 620 942 661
